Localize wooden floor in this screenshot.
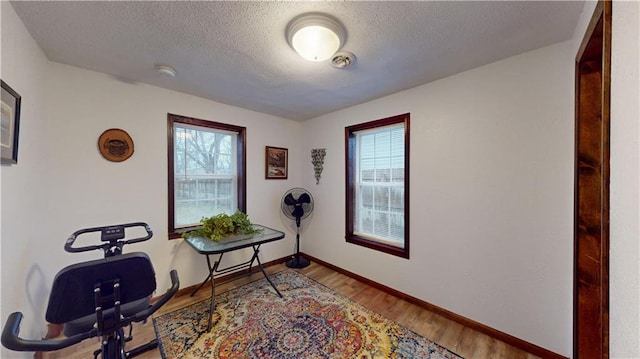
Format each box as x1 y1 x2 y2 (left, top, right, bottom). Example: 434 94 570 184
40 262 539 359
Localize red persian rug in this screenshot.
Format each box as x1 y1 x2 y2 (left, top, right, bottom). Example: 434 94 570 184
153 269 463 359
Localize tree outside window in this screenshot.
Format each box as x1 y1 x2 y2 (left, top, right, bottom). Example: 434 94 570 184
168 114 246 239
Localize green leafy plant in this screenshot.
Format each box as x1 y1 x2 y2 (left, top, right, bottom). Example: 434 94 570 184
182 211 260 242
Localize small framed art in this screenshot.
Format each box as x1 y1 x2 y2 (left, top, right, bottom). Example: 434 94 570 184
265 146 288 179
1 80 21 165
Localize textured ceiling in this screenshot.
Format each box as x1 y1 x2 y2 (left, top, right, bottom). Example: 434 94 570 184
10 1 585 121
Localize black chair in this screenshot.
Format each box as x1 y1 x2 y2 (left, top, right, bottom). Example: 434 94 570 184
1 223 179 359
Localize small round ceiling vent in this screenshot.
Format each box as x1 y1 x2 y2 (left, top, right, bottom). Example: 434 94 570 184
330 51 356 69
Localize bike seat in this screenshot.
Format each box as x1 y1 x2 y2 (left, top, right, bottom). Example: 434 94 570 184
46 252 156 331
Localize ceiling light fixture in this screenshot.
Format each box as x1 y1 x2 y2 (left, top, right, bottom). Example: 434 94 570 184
286 13 346 62
155 65 176 78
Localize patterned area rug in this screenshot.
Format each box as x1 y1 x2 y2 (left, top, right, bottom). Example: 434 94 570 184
153 269 463 359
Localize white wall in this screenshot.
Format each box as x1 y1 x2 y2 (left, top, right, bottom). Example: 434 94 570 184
610 1 640 357
1 2 53 356
300 40 575 355
1 3 302 357
40 60 303 288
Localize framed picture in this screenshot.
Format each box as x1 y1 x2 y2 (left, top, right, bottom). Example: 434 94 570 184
265 146 288 179
1 80 21 165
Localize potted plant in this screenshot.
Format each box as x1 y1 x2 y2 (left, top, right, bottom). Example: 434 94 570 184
182 211 260 242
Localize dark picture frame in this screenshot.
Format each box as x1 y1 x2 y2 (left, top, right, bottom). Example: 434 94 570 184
1 80 21 164
265 146 288 179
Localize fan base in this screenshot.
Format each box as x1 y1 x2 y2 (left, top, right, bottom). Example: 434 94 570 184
286 256 310 268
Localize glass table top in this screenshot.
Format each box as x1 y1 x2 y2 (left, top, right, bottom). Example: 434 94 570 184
184 224 285 254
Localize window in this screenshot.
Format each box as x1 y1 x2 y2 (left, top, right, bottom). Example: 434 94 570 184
345 113 409 258
168 113 246 239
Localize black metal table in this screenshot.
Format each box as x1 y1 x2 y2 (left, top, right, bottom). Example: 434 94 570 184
184 224 285 330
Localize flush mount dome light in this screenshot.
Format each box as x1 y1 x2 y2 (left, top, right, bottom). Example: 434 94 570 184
286 13 346 62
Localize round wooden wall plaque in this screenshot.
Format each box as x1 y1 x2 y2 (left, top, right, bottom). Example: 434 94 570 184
98 128 134 162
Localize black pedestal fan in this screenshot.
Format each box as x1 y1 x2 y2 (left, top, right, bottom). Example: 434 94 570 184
281 188 314 268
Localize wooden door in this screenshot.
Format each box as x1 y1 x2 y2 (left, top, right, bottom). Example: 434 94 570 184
574 1 611 358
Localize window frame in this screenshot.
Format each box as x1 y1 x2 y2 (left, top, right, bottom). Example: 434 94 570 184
345 113 410 258
167 113 246 239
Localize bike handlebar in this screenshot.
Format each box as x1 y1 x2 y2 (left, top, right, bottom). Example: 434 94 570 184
64 222 153 254
2 313 97 352
1 270 179 352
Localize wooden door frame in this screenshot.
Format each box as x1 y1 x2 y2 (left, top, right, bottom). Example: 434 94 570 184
574 1 611 358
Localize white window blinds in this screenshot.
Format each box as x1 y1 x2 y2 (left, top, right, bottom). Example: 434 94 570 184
354 124 405 246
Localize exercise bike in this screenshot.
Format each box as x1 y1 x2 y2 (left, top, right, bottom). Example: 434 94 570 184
1 222 180 359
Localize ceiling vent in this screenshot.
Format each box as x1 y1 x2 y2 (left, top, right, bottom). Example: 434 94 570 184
330 51 356 69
